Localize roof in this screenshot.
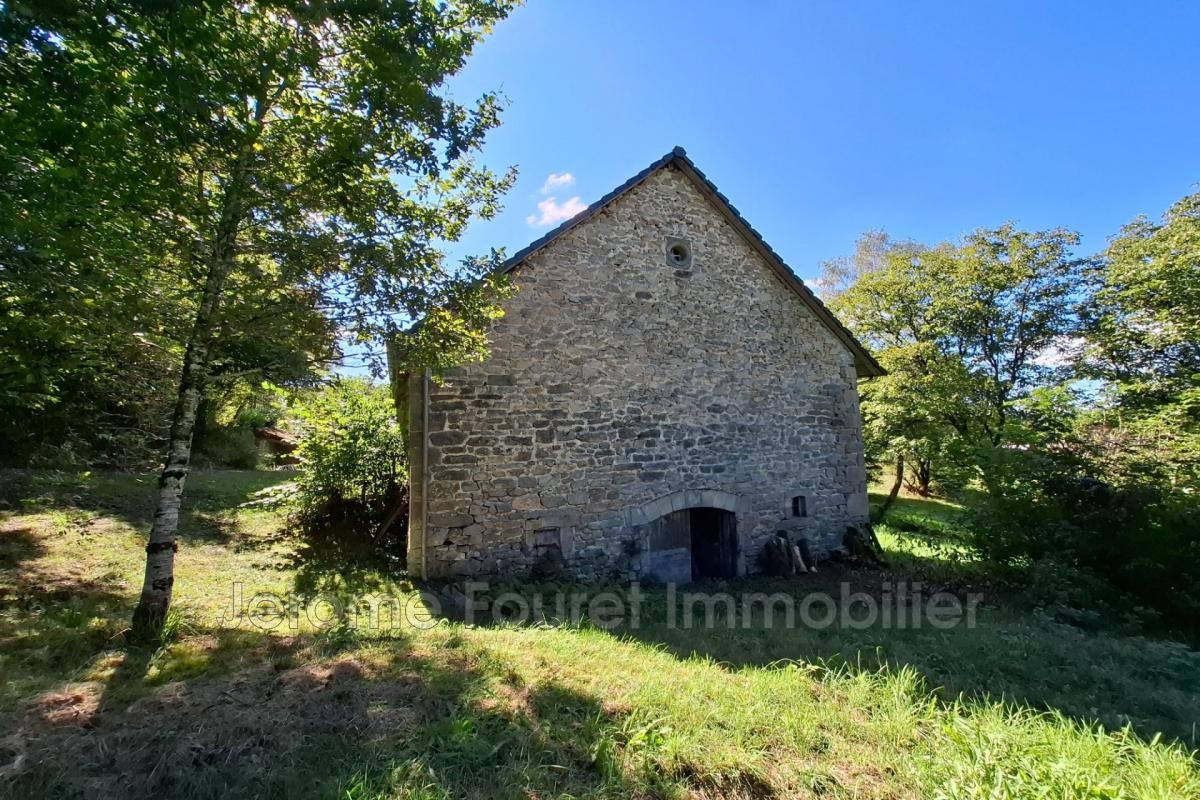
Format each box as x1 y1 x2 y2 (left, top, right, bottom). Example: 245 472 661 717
500 147 886 378
253 427 299 449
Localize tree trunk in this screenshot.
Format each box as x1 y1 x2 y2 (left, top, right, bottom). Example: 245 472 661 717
916 459 932 496
131 194 244 641
130 78 274 640
191 394 215 457
905 458 933 497
876 453 904 523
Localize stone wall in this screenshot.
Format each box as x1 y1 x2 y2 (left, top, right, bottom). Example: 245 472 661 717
409 164 869 580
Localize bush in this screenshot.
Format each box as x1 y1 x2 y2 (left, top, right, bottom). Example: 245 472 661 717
193 425 262 470
966 448 1065 564
968 447 1200 638
291 380 408 577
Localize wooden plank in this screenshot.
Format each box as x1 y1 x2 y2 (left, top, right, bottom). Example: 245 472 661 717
646 510 693 583
648 509 690 551
644 547 692 584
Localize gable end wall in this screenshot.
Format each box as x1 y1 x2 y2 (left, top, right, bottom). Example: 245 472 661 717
411 165 869 580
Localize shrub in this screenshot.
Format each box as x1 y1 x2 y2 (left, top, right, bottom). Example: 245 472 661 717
291 379 408 577
968 447 1200 638
193 425 262 470
966 448 1066 564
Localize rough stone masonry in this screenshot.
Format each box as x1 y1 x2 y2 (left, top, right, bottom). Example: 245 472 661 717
403 148 883 582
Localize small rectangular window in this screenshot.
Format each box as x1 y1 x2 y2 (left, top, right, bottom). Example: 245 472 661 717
791 495 807 518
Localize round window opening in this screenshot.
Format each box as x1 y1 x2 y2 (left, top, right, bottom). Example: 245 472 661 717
668 242 691 266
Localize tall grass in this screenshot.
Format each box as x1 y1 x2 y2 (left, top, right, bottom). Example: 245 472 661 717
1 470 1198 799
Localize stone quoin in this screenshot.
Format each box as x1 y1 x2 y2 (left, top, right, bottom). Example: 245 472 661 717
397 147 884 582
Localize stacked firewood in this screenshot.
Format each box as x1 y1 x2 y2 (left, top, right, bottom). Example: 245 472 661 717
760 532 817 576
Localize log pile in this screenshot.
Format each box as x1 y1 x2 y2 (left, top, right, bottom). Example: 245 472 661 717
760 531 816 577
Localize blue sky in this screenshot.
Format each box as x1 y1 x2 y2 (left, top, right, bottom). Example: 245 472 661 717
442 1 1200 281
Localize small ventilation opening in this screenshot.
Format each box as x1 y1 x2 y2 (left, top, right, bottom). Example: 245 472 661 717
665 237 692 269
791 495 807 518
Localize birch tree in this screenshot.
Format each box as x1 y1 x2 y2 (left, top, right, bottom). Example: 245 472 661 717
2 0 517 638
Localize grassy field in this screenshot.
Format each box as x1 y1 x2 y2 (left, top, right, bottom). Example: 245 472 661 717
1 470 1198 799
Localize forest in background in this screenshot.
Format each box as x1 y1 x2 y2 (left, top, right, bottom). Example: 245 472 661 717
0 0 519 636
821 198 1199 636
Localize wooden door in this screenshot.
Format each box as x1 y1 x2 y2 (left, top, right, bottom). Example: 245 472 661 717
643 509 692 584
642 507 738 583
689 507 738 579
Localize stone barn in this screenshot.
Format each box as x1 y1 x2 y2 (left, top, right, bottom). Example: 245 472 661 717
401 147 883 582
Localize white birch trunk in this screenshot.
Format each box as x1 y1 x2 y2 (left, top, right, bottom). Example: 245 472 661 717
131 183 245 639
131 82 277 639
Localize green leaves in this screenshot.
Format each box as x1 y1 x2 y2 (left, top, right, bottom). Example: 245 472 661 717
293 378 406 514
0 0 519 465
829 226 1083 490
1078 192 1200 490
1085 192 1200 402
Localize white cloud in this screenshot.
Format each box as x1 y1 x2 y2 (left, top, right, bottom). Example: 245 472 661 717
526 195 587 227
539 172 575 194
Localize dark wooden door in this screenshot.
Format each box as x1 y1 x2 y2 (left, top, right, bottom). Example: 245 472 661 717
643 507 738 583
644 509 692 583
689 507 737 579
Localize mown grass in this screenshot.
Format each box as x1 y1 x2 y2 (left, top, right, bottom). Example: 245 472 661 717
0 469 297 709
0 470 1197 799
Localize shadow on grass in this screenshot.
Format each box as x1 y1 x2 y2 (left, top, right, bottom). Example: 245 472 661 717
0 469 295 546
5 625 645 800
611 567 1200 748
870 486 973 534
3 470 644 799
0 524 46 571
0 557 133 711
286 514 406 600
433 549 1200 751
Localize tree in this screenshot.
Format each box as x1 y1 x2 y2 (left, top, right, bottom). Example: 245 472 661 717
2 1 517 638
1085 192 1200 399
946 225 1084 446
1082 191 1200 489
827 240 973 495
1 2 340 469
828 226 1083 493
814 228 895 297
1 3 188 466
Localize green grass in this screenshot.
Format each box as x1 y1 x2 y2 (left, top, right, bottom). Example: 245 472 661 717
0 470 1197 798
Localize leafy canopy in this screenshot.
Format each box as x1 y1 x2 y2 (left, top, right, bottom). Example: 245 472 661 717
1082 191 1200 489
0 0 518 465
827 225 1083 489
1085 191 1200 404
